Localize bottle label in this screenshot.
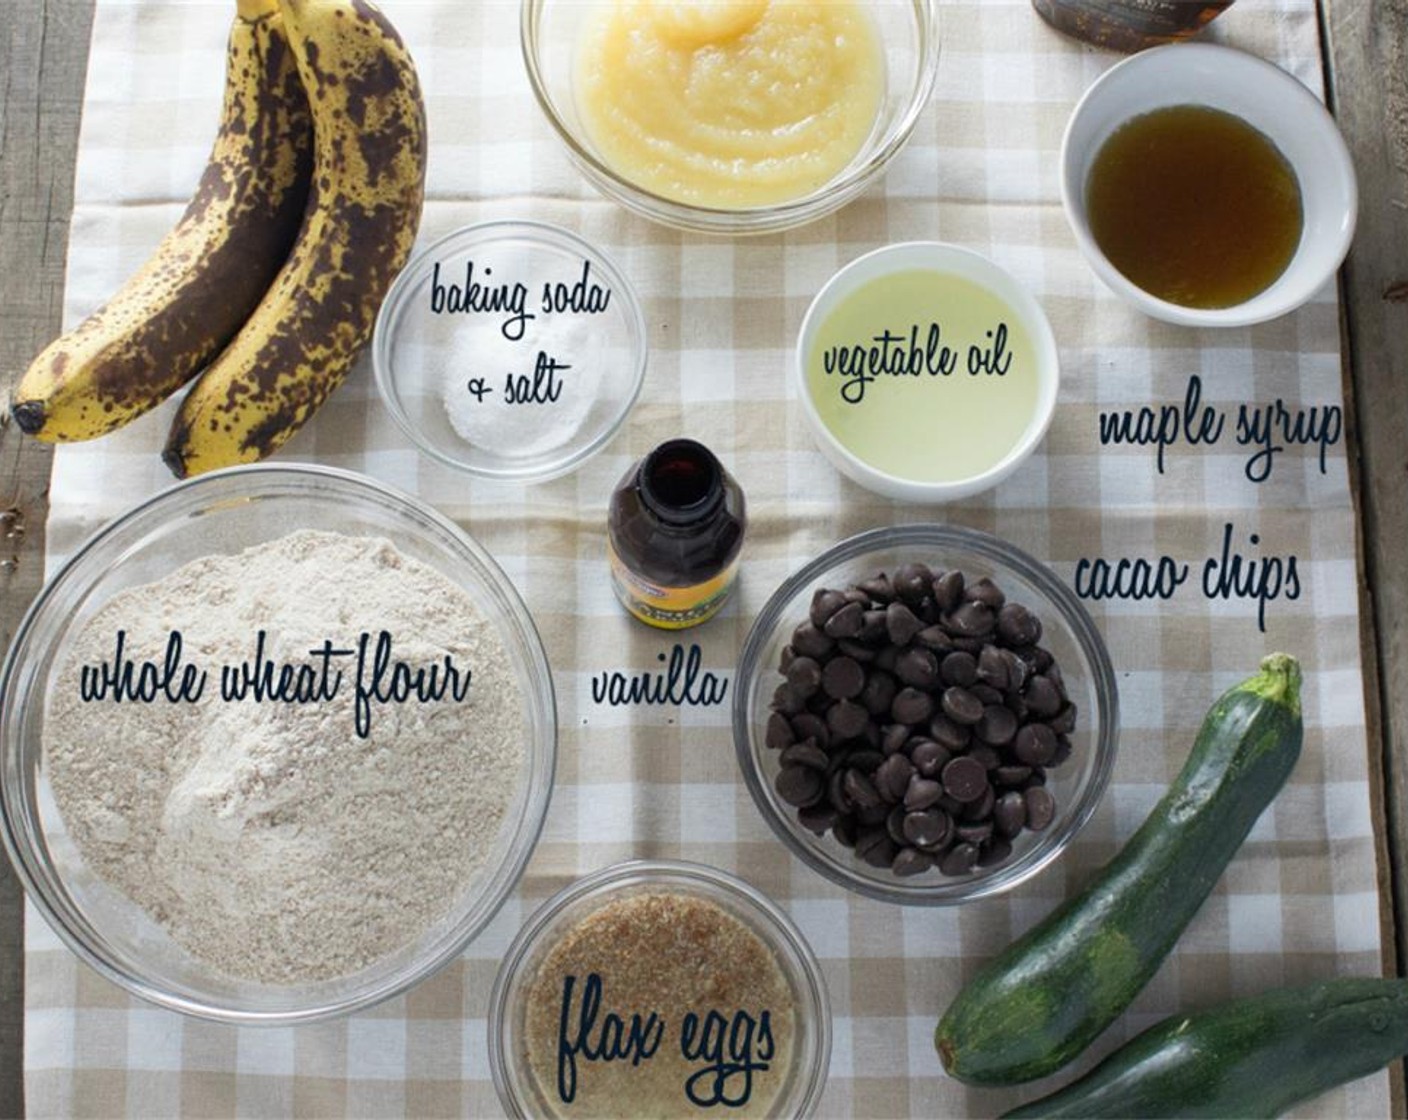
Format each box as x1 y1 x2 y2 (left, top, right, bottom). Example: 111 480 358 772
608 541 739 630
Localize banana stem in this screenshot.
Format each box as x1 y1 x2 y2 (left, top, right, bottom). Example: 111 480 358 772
236 0 279 21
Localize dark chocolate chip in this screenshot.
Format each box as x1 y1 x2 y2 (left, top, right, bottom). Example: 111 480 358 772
896 647 940 690
939 842 980 876
968 744 1002 771
1025 786 1056 831
881 723 911 756
1001 649 1030 693
799 803 838 833
1025 674 1063 718
956 820 994 845
824 601 865 639
971 683 1004 706
996 602 1042 647
914 625 954 653
961 785 996 822
837 638 877 663
858 609 889 644
893 562 933 605
810 588 849 629
904 775 944 811
976 704 1018 747
891 687 935 725
785 656 822 698
994 791 1027 837
858 572 895 603
1049 702 1078 735
856 802 890 827
928 713 971 752
995 765 1033 787
942 755 989 803
940 651 978 687
893 847 934 877
977 645 1009 691
932 570 964 610
1013 722 1057 766
856 828 897 868
833 814 858 848
886 804 909 846
886 601 925 646
978 837 1013 867
827 698 870 740
790 712 830 750
843 768 883 810
875 754 916 803
780 739 829 771
945 601 995 638
792 621 835 659
909 738 951 778
771 682 805 716
860 671 898 716
903 808 952 849
765 711 795 750
822 656 866 700
941 686 985 726
964 576 1006 609
827 769 853 814
775 765 823 808
844 749 885 774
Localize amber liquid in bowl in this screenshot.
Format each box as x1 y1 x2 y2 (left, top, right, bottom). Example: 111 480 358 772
1086 104 1304 310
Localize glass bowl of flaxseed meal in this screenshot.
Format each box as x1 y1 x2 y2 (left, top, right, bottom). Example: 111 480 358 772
489 860 831 1118
0 464 556 1024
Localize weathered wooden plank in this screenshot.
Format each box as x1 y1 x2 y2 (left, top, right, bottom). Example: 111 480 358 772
1320 0 1408 958
1320 0 1408 1107
0 0 97 1113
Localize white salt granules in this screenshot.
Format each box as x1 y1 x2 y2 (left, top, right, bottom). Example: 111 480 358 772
44 530 526 985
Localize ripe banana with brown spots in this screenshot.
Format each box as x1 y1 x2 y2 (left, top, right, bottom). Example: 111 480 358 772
163 0 427 478
9 0 313 443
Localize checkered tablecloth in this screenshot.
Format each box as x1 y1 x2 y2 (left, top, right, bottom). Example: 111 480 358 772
24 0 1390 1116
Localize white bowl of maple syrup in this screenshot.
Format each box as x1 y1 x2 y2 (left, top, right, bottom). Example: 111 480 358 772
1061 43 1357 328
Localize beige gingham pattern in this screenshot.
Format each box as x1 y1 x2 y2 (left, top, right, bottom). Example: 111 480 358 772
24 0 1389 1116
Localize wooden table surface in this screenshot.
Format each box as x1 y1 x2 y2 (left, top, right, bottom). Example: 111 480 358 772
1 3 1406 1118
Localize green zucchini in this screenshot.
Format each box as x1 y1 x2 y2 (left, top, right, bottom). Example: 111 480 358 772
1001 977 1408 1118
936 653 1303 1086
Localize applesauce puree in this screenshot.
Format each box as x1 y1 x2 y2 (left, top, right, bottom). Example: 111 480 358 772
575 0 884 209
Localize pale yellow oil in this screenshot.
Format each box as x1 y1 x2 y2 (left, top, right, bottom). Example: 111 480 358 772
807 269 1041 483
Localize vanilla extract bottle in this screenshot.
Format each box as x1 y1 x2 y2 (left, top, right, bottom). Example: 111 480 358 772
1032 0 1235 51
608 439 746 630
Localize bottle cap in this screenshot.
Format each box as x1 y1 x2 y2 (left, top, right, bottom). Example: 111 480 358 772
639 439 724 526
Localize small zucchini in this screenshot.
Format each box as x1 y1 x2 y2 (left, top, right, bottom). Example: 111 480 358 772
1001 977 1408 1119
936 653 1303 1085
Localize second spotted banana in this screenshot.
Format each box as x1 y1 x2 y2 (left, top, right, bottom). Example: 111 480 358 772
163 0 427 478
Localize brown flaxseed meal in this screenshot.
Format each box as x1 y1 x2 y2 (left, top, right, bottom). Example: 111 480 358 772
522 890 797 1117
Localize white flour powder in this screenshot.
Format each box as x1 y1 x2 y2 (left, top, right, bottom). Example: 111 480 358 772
44 530 526 984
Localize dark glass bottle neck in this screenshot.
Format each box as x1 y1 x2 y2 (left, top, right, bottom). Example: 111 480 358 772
638 439 724 527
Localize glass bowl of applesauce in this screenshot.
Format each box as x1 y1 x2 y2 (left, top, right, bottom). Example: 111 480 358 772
521 0 940 235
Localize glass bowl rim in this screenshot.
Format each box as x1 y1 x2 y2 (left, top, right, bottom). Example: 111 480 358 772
0 462 559 1024
372 218 649 483
487 857 833 1118
732 523 1119 906
518 0 942 235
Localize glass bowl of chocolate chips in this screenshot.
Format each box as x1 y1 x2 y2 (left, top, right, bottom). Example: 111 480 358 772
733 524 1118 905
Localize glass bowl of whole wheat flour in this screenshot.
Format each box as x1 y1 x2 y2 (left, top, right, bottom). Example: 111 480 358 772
0 464 557 1024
